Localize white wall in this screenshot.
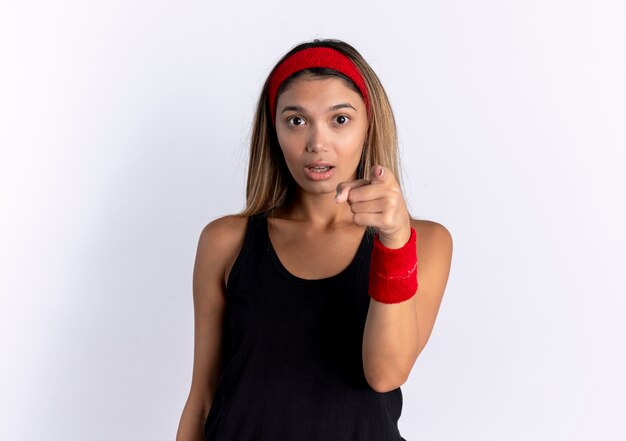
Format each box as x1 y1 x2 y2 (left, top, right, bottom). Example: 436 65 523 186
1 1 625 440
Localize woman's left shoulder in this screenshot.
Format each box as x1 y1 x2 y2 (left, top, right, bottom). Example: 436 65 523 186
408 219 453 357
409 218 453 270
410 218 453 248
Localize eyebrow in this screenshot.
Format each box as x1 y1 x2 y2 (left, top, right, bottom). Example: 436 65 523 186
330 103 357 111
280 103 357 114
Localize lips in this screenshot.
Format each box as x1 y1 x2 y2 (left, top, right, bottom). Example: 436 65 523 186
303 162 335 181
307 165 333 172
304 162 334 172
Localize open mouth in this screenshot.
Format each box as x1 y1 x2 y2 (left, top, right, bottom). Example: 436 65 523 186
306 165 334 172
303 165 336 181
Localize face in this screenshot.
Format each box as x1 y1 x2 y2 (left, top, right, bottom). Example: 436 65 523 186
275 76 368 197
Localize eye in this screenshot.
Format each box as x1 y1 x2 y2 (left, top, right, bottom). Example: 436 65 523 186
333 115 350 125
286 116 306 126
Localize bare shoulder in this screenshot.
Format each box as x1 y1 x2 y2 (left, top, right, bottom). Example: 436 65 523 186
199 214 248 248
410 219 453 256
184 214 249 417
196 214 249 288
410 218 453 295
408 218 453 355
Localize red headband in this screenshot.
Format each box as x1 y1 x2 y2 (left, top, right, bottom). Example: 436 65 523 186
267 46 370 124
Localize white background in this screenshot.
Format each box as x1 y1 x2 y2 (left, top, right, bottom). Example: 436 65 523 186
1 1 625 440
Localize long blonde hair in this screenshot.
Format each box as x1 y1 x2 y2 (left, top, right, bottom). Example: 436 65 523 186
241 39 401 217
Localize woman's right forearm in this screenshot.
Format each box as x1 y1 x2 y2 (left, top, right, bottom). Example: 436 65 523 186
176 399 212 441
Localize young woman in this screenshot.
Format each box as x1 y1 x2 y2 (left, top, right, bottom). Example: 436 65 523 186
176 39 453 441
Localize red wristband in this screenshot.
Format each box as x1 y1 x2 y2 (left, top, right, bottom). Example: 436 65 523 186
368 228 418 304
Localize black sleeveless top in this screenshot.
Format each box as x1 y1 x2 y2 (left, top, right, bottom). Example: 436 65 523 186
203 214 406 441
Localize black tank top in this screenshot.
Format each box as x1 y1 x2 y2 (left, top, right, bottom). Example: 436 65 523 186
204 214 406 441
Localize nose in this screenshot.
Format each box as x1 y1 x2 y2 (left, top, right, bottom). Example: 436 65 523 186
306 124 328 153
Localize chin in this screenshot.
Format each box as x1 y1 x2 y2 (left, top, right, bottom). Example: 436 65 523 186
295 179 336 195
